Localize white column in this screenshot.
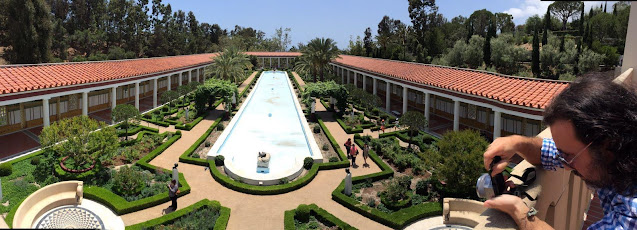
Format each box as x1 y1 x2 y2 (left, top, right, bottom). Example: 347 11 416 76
188 70 192 83
167 75 172 91
111 86 117 109
347 70 350 84
196 69 200 82
494 111 502 139
402 86 408 115
363 75 367 91
269 58 272 68
453 100 460 131
424 92 430 123
82 92 88 116
385 81 391 112
278 58 280 68
42 98 50 127
153 78 158 108
135 82 140 110
178 73 183 86
373 78 377 95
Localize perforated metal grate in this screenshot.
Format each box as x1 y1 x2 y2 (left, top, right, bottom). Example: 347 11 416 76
35 206 105 229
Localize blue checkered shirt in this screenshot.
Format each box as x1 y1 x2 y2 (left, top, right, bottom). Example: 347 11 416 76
541 138 637 229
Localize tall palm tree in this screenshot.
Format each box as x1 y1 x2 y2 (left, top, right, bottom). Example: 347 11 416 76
296 38 340 82
211 46 253 84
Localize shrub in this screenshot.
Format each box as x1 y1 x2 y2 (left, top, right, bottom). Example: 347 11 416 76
366 197 377 208
205 141 211 147
217 123 225 131
321 143 329 151
175 131 182 135
303 157 313 170
379 176 412 210
329 157 339 162
313 125 321 133
295 204 311 223
415 179 430 196
215 155 225 166
0 163 12 176
30 156 41 165
279 177 289 185
112 166 147 196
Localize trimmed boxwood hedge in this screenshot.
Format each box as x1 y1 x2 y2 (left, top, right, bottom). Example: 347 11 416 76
329 134 442 229
284 204 357 230
175 115 205 130
179 117 224 166
125 199 231 230
287 71 303 92
83 133 191 215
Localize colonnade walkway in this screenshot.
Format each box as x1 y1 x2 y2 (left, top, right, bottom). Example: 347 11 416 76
120 72 395 229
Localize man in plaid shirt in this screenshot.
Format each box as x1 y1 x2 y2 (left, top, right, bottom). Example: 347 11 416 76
483 76 637 229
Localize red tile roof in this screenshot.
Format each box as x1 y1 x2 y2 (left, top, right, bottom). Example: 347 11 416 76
245 52 302 57
0 53 219 95
333 55 569 109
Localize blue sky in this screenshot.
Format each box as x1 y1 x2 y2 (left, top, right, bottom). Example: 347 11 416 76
164 0 618 50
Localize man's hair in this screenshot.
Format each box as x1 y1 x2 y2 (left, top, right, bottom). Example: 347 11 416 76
544 75 637 194
171 179 176 184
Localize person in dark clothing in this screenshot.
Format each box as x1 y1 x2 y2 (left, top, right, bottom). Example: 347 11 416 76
168 179 180 210
344 138 352 155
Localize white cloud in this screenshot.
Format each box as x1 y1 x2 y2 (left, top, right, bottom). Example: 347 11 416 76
504 1 620 25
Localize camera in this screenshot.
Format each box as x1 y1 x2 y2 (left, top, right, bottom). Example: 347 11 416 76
476 156 506 199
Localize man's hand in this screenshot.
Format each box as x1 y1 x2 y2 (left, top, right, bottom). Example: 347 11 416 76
484 194 529 225
484 136 522 176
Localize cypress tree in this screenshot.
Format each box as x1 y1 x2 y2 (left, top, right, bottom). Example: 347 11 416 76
484 18 495 67
583 23 588 47
587 24 593 48
579 4 585 36
559 35 565 52
542 9 550 46
532 29 540 77
466 21 473 43
575 37 582 75
589 8 595 19
613 5 617 16
604 2 607 13
3 0 52 64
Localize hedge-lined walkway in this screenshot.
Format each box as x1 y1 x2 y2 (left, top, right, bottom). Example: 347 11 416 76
120 72 391 230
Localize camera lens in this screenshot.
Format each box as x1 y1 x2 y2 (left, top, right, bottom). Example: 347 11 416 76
476 173 495 199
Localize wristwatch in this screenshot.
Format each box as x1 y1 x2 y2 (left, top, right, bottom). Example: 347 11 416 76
527 207 538 220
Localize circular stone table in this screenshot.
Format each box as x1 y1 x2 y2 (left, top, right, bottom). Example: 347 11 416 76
35 206 104 229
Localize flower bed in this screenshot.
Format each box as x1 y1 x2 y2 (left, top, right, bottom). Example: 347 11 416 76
4 131 189 226
330 135 442 229
284 204 356 230
126 199 231 230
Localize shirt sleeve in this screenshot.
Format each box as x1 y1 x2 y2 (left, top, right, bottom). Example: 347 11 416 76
170 185 178 193
540 138 563 171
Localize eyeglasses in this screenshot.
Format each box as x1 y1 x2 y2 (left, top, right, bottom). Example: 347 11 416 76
556 142 593 168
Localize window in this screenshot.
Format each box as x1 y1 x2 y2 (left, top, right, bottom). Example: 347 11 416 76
435 98 454 114
9 109 20 125
460 104 467 118
477 110 487 124
502 117 522 134
89 93 108 107
59 101 68 114
525 122 540 137
49 102 57 116
0 106 6 126
25 105 42 121
468 105 477 119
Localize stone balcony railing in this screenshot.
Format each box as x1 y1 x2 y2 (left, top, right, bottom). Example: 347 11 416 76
443 68 636 229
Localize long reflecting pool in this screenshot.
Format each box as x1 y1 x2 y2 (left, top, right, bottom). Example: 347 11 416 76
207 71 322 185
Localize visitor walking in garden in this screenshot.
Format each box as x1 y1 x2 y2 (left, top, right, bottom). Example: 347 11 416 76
362 143 370 167
344 138 352 155
168 179 180 210
349 144 358 167
380 119 385 133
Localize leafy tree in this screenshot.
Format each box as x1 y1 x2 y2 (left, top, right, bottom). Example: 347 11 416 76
532 29 540 77
363 27 374 57
467 9 494 38
211 46 253 83
296 37 340 82
549 1 584 30
177 85 190 102
194 78 237 113
578 48 605 73
524 15 543 35
301 81 348 111
398 111 428 149
495 13 515 33
408 0 441 60
490 34 530 75
40 116 118 169
111 104 140 140
465 35 484 69
161 90 179 109
429 129 488 199
347 36 365 56
2 0 53 64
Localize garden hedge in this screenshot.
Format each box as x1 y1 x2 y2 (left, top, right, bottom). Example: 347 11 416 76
175 115 205 130
114 124 158 137
83 133 191 215
329 135 442 229
284 204 357 230
287 71 304 92
179 117 223 166
125 199 231 230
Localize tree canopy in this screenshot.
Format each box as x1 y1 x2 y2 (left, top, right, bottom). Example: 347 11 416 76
398 111 428 149
194 78 238 113
111 104 140 140
302 81 348 111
